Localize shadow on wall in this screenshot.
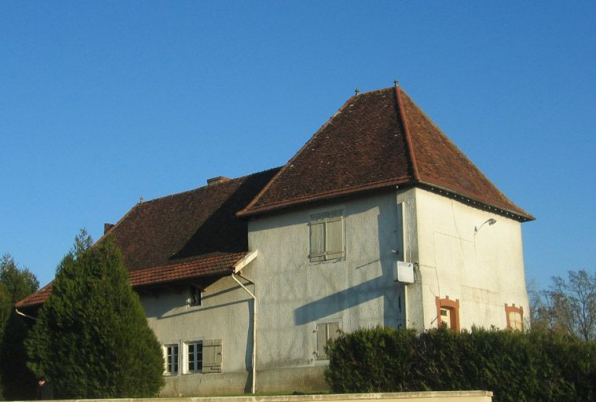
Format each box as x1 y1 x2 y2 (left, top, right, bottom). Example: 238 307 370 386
293 198 404 328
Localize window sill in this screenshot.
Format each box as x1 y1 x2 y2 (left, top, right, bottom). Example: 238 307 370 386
309 257 345 265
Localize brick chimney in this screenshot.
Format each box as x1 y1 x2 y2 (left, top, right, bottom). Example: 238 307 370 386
207 176 230 186
104 223 115 234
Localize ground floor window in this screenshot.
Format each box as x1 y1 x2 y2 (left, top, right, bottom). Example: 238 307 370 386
435 296 460 332
163 339 222 375
505 303 524 331
316 322 341 359
165 344 179 375
187 341 203 372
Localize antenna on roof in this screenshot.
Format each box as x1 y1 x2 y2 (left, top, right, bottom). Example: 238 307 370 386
355 88 360 96
394 79 399 87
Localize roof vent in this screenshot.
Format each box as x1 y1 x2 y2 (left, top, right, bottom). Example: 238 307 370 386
207 176 231 186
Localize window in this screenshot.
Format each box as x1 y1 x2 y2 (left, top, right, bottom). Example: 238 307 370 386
435 296 460 332
505 304 524 331
165 344 179 375
189 286 202 307
187 341 203 372
316 322 341 359
310 210 344 262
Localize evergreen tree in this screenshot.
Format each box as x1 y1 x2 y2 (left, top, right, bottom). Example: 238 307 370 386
26 233 164 398
0 254 40 400
0 254 39 302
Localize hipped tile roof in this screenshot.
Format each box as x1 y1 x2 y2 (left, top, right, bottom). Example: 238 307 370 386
16 84 533 310
103 168 278 272
16 169 279 309
239 86 533 221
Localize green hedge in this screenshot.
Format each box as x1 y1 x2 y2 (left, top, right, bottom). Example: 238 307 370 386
325 327 595 402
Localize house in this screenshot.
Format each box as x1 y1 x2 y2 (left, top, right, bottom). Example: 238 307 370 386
16 84 534 396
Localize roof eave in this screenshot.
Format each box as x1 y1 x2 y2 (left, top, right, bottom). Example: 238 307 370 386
238 177 414 218
418 181 535 222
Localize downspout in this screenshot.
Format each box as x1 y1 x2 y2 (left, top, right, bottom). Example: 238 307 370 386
231 273 257 395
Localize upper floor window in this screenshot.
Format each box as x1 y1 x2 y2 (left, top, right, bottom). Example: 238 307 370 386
309 210 344 262
189 286 202 307
505 303 524 331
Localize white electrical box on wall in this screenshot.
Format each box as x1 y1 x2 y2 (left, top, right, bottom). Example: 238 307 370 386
395 261 414 284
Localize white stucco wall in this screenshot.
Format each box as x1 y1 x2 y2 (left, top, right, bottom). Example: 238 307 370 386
413 188 529 331
248 189 412 389
140 186 529 395
141 276 254 395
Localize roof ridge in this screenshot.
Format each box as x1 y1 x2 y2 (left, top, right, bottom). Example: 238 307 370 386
400 90 533 220
355 87 394 97
122 167 281 210
394 86 421 181
237 94 358 217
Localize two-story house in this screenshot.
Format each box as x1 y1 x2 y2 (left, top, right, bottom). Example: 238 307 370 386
17 84 533 396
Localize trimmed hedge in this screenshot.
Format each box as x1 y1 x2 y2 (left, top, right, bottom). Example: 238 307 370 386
325 327 595 402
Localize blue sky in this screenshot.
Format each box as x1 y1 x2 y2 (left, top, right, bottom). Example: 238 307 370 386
1 1 594 289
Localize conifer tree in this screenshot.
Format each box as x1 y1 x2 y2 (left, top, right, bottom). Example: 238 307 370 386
26 232 164 398
0 254 39 400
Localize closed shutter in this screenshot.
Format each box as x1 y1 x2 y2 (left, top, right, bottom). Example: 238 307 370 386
202 339 222 373
310 220 325 261
316 323 328 358
509 311 524 330
327 322 340 342
326 216 344 259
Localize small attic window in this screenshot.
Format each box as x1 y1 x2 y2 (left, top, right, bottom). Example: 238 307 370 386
189 286 202 307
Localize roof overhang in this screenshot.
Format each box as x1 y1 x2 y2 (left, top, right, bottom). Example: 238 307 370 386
16 251 261 310
418 182 535 222
233 250 258 274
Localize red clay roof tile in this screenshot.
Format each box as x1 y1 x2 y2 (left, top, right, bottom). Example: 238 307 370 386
239 86 533 221
16 169 279 309
16 252 247 308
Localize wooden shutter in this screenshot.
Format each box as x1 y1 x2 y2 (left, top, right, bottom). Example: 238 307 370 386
509 311 524 330
316 323 328 359
310 219 325 261
317 322 340 359
202 339 222 373
326 216 344 259
327 322 340 342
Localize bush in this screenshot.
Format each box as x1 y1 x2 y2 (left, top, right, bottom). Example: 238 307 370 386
26 235 164 398
325 326 596 402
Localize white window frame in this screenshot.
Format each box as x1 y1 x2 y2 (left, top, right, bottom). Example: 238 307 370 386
309 210 345 262
316 321 341 360
184 341 204 373
164 344 179 375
